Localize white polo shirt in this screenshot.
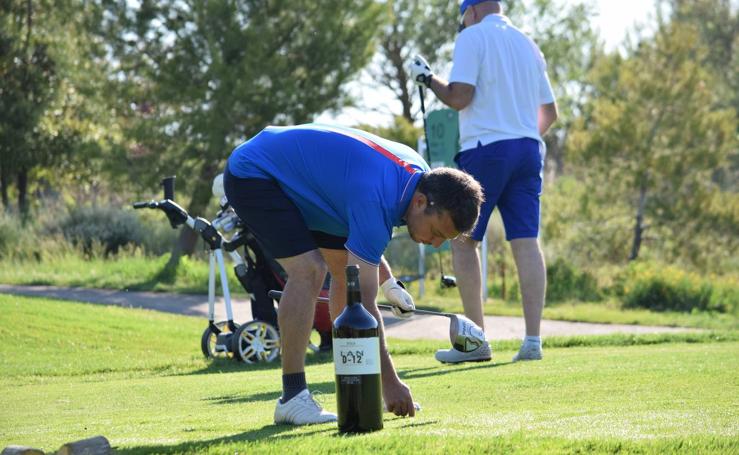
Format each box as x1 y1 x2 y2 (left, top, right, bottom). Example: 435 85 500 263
449 14 556 151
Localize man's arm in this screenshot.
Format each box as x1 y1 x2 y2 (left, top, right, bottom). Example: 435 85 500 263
349 252 415 417
379 256 393 283
538 102 558 135
428 76 475 112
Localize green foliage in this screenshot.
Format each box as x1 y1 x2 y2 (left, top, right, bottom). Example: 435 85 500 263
542 176 633 264
0 1 113 216
546 258 601 302
615 261 738 314
100 0 384 245
0 214 26 259
371 0 459 120
569 21 738 268
356 116 422 149
58 206 145 256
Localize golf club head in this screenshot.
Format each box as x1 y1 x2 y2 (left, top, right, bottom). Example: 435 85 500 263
449 315 486 353
440 275 457 288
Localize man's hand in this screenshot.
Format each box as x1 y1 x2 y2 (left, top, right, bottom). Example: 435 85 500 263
381 278 415 319
383 378 416 417
410 54 433 88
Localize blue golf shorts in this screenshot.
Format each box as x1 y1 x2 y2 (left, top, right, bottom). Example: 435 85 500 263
454 137 543 242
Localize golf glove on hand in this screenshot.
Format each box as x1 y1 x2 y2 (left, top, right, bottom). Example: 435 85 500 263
381 277 415 319
410 54 433 88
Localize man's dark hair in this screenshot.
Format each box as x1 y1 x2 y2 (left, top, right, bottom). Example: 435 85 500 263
417 168 484 234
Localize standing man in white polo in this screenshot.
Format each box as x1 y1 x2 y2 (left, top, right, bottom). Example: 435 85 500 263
409 0 558 363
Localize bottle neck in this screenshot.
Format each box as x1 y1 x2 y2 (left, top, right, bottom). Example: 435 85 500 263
346 281 362 307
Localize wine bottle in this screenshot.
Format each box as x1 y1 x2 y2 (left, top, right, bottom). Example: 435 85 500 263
333 265 383 433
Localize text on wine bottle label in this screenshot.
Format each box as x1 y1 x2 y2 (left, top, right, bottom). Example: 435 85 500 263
332 337 381 375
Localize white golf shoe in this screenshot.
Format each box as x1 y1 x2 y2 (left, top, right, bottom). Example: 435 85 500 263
512 342 542 362
274 389 337 425
435 341 492 364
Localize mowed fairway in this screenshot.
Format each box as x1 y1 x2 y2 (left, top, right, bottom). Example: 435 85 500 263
1 295 737 454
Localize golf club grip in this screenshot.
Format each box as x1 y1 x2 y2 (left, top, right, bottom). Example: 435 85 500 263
132 201 150 209
267 290 453 318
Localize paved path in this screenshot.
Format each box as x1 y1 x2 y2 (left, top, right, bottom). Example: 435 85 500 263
0 284 694 341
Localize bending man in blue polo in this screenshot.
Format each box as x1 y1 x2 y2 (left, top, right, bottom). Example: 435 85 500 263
224 123 483 425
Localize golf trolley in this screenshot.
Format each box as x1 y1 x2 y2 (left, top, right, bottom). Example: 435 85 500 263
133 176 333 364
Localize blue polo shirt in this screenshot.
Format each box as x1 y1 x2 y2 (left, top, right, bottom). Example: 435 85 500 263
227 124 429 265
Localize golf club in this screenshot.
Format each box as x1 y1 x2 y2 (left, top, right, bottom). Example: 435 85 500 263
267 290 486 353
418 84 457 290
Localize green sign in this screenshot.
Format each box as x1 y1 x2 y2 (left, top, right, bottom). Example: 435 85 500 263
425 109 459 168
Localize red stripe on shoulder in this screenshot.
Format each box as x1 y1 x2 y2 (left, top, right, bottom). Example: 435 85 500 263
315 126 418 174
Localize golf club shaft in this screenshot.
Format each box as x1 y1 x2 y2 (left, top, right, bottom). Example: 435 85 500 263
419 86 431 163
267 290 454 318
418 86 450 286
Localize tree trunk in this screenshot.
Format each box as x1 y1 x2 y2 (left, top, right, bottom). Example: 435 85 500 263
17 168 28 220
629 185 648 261
543 136 565 184
381 32 412 123
166 161 220 268
0 163 9 211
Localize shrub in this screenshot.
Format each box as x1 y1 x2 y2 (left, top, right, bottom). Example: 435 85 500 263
616 262 735 313
0 215 22 259
546 258 602 302
58 207 145 256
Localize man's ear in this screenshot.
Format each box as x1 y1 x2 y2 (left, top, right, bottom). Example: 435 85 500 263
413 192 428 210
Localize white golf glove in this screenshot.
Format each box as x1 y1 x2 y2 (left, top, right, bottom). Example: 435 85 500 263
409 54 433 88
381 277 415 319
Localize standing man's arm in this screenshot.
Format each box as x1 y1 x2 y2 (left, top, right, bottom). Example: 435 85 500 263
349 251 416 417
429 77 475 112
410 55 475 112
538 102 558 136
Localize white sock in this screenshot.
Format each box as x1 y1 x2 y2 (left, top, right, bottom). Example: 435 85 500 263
523 336 541 346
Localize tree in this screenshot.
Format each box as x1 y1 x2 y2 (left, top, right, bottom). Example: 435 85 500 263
98 0 382 263
0 1 113 218
661 0 739 192
369 0 459 122
519 0 600 181
0 1 57 216
570 22 738 265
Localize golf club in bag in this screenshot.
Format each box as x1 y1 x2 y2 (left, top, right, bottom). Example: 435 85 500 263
268 290 486 353
418 84 457 289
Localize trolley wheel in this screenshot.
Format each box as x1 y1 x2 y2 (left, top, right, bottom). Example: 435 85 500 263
231 320 280 364
201 321 239 359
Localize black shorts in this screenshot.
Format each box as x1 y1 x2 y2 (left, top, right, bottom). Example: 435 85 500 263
223 166 346 258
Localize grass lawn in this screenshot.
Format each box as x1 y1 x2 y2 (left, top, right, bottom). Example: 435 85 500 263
1 295 738 454
1 255 736 331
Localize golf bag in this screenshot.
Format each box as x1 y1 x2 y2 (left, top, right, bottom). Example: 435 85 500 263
235 228 334 351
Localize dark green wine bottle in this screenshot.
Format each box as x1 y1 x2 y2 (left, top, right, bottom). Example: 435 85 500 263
333 265 383 433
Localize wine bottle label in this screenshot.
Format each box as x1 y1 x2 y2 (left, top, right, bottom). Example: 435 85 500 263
332 337 381 375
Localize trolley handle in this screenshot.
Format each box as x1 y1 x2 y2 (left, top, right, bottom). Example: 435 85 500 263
131 199 189 229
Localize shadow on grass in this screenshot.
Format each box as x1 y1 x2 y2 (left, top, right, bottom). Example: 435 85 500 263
116 416 438 454
173 350 334 377
128 261 180 292
115 422 335 455
398 360 513 381
204 380 335 405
